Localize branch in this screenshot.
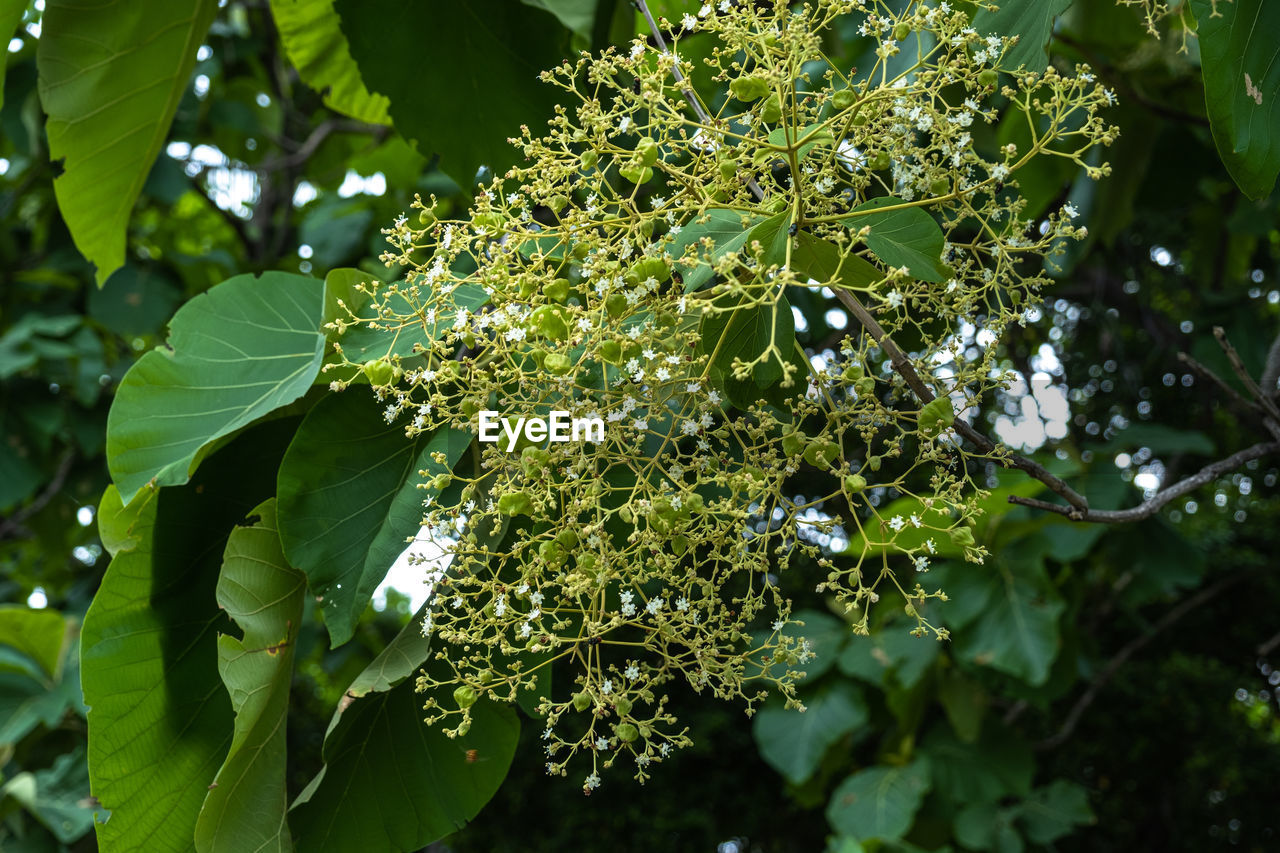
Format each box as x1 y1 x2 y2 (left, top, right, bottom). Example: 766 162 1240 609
0 450 75 541
1010 440 1280 523
1037 572 1247 750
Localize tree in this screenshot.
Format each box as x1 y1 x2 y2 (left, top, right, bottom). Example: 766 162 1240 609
1 0 1278 851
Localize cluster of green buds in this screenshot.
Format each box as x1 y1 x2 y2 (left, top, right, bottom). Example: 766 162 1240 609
334 0 1115 791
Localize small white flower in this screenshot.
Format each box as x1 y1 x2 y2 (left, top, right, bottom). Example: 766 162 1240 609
602 679 614 694
625 664 640 680
888 515 906 532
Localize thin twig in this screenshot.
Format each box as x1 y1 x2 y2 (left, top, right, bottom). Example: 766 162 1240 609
1010 440 1280 523
1215 326 1280 422
1038 572 1247 750
1177 351 1262 417
0 450 75 541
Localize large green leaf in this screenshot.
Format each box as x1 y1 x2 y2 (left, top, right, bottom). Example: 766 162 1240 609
269 0 391 126
289 684 519 851
334 0 570 187
84 422 295 853
921 725 1033 805
107 271 325 505
670 209 767 293
1190 0 1280 200
1018 780 1095 843
194 500 304 853
847 197 948 282
277 392 471 646
35 0 218 284
792 232 885 292
826 757 932 842
0 606 67 680
943 543 1066 685
837 622 940 690
973 0 1074 73
753 682 868 785
0 624 84 747
0 748 104 843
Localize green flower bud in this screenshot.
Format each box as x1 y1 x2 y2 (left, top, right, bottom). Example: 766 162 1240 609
572 691 592 712
454 685 478 709
844 474 867 493
831 88 856 111
543 278 571 303
497 491 535 516
606 293 628 319
730 75 770 102
615 722 639 743
362 359 396 386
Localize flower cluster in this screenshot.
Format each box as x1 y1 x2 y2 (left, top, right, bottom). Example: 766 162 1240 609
330 0 1114 791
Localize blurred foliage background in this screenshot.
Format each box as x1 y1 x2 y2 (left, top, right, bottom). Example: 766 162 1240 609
1 0 1278 850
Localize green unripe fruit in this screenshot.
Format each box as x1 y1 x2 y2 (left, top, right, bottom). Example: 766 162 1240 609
856 377 876 396
556 529 579 549
461 398 480 418
760 94 783 123
531 305 569 341
457 720 471 736
538 539 566 566
606 293 628 319
572 691 592 712
418 209 436 226
548 194 570 214
918 396 956 437
684 493 705 513
767 195 789 213
782 430 807 457
474 211 503 230
978 69 999 88
518 276 539 300
529 348 547 368
478 669 494 685
636 136 659 166
804 440 840 469
730 75 770 102
949 526 976 548
430 474 451 491
851 111 870 126
842 363 864 382
580 150 599 170
572 241 590 260
362 358 396 386
615 723 639 743
639 218 655 238
930 177 950 196
577 553 598 572
600 340 623 364
454 685 478 709
544 352 573 375
831 88 856 111
893 21 911 41
869 151 892 170
619 164 654 184
868 455 882 472
719 159 738 180
844 474 867 493
543 278 571 303
614 697 633 715
632 257 672 284
497 491 535 516
672 534 688 555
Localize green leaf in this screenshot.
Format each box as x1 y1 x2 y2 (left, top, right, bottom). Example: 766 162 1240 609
194 500 304 853
521 0 597 37
750 210 794 269
847 197 947 282
0 0 26 112
945 544 1066 685
1018 780 1095 843
36 0 218 284
269 0 391 126
277 393 471 646
696 290 796 402
84 422 295 853
954 802 1025 853
826 757 931 842
921 725 1033 805
1107 421 1216 456
973 0 1074 74
670 209 767 293
792 232 885 292
0 606 67 680
753 682 868 785
937 669 988 743
107 271 325 505
1190 0 1280 199
288 685 519 851
837 623 939 689
0 629 84 747
0 748 104 844
335 0 570 187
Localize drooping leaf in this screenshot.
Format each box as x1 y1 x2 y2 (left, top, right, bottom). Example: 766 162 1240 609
837 622 940 690
84 422 295 853
921 725 1034 805
334 0 571 187
521 0 598 37
753 682 868 785
847 197 948 282
269 0 391 126
1018 780 1096 843
973 0 1074 74
826 757 932 842
1190 0 1280 200
937 669 988 743
0 626 84 747
0 606 67 680
194 500 304 853
106 271 325 505
276 392 471 646
36 0 219 284
792 232 885 292
0 748 104 843
669 209 767 293
954 801 1024 853
289 685 519 851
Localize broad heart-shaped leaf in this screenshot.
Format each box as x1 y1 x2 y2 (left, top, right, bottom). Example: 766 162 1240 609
277 392 471 647
83 421 295 853
670 209 767 293
269 0 391 126
973 0 1074 74
35 0 218 284
696 287 796 409
826 756 931 842
943 541 1066 685
792 232 885 292
753 682 868 785
107 271 325 505
848 197 948 282
334 0 570 188
289 684 519 851
0 0 25 112
1190 0 1280 200
194 500 304 853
